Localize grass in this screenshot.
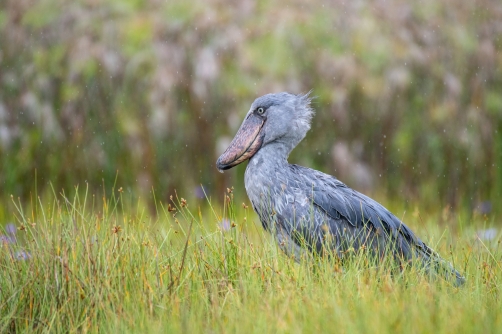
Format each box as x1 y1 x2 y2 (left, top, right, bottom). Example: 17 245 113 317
0 186 501 333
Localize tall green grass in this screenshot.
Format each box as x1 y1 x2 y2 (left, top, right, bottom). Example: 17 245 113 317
0 186 500 333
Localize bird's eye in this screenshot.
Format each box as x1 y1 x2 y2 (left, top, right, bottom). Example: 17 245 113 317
257 107 265 114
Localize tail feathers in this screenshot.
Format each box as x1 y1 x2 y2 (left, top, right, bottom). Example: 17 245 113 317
419 246 465 286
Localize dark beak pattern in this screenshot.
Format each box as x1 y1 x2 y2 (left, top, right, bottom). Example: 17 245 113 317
216 113 265 172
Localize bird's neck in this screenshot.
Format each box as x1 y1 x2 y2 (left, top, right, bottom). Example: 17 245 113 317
249 142 290 170
244 142 290 201
244 142 291 228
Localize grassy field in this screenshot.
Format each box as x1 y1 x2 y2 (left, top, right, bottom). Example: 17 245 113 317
0 187 500 333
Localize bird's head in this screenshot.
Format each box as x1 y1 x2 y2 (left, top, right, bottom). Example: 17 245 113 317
216 92 314 172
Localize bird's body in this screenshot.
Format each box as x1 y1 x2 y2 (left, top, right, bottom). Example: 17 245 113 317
217 92 465 285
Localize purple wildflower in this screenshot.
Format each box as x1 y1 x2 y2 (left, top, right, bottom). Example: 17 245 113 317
0 235 14 244
219 219 230 231
476 228 498 241
194 185 207 199
15 251 32 261
1 223 17 244
5 223 16 235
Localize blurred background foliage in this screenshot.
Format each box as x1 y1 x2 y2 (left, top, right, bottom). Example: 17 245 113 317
0 0 501 217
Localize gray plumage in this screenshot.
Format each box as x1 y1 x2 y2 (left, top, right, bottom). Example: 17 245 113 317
217 92 465 286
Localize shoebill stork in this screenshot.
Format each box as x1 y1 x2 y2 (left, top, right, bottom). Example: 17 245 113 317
216 92 465 285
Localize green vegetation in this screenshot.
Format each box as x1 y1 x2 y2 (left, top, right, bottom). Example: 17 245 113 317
1 188 500 333
1 0 502 211
1 1 501 331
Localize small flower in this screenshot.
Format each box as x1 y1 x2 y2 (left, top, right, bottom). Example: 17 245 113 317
5 224 16 236
0 235 13 244
118 187 123 193
112 225 122 234
219 219 230 231
242 203 249 209
477 228 498 241
194 185 206 199
15 251 31 261
180 198 187 207
168 204 176 212
1 224 17 244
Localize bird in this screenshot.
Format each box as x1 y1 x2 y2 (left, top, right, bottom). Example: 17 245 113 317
216 92 465 286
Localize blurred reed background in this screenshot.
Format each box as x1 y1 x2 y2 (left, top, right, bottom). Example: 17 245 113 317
0 0 501 218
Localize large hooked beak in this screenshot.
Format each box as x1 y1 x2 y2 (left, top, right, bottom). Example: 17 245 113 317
216 113 265 172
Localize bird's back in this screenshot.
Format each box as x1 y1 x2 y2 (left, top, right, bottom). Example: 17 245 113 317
269 163 465 285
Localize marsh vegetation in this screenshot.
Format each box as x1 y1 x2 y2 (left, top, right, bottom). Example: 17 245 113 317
0 188 500 333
